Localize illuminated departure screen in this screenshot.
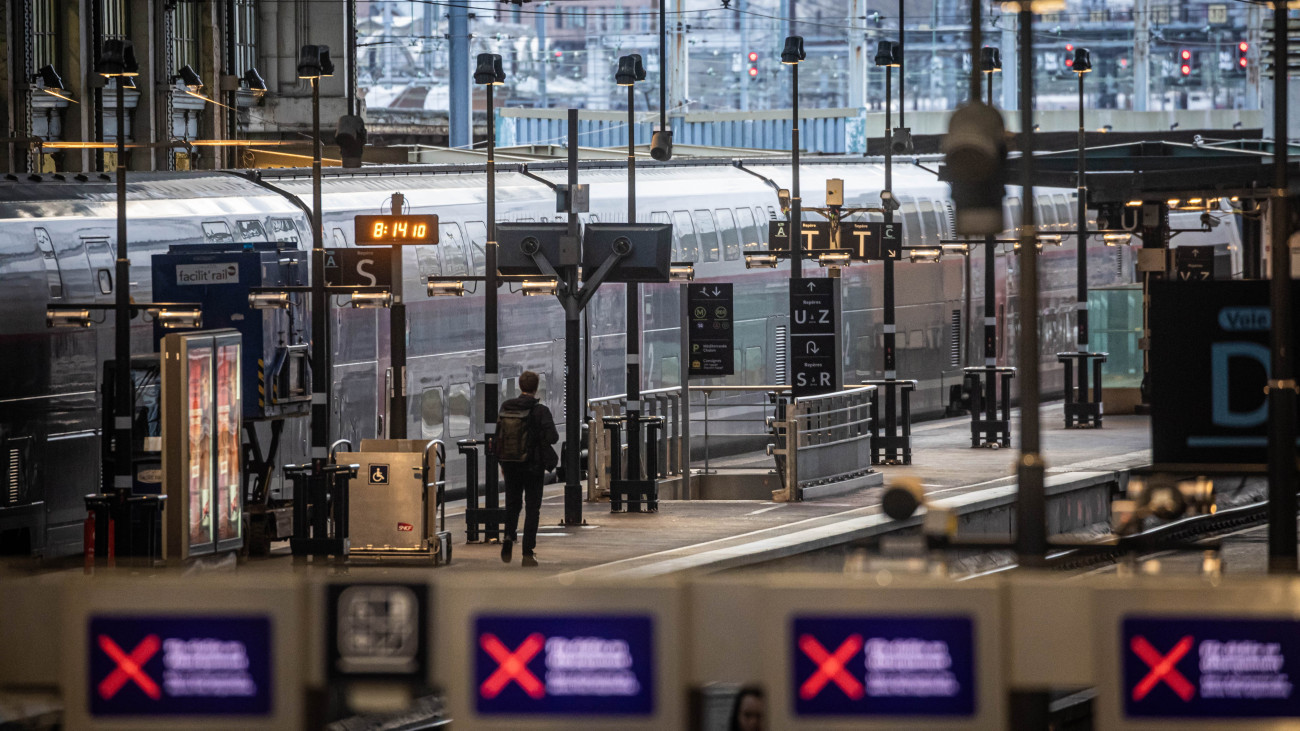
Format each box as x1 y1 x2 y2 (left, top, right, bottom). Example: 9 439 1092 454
474 614 655 716
354 214 439 246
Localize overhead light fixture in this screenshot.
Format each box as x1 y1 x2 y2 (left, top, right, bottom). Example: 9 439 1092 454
744 253 779 269
1036 234 1063 246
615 54 646 86
427 280 467 297
242 67 267 93
346 292 392 309
941 243 972 255
175 64 203 92
248 292 291 309
817 251 851 267
98 39 140 77
874 40 901 68
980 47 1001 73
909 248 942 263
31 65 76 103
46 308 93 328
521 279 559 297
297 45 334 79
1072 47 1093 74
1125 200 1142 207
781 36 806 65
151 307 203 329
1103 232 1133 246
474 53 506 86
1166 199 1181 208
1012 240 1045 252
669 262 695 282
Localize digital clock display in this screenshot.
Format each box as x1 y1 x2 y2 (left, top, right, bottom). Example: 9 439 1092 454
354 214 440 246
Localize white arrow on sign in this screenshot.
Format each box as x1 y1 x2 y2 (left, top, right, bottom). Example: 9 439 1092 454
712 286 722 296
806 281 817 291
805 341 819 354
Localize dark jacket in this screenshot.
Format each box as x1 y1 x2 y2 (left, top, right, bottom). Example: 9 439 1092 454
498 394 559 470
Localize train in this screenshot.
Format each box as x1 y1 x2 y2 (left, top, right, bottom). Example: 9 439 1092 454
0 156 1240 557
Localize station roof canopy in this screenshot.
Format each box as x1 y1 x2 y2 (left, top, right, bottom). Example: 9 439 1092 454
992 139 1300 205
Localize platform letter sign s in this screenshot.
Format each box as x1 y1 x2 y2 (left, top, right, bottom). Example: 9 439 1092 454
1150 282 1292 464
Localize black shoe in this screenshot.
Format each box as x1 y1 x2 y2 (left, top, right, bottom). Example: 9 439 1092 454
522 552 539 568
500 540 514 563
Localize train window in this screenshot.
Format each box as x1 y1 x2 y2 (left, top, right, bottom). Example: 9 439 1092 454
502 377 518 402
650 211 670 225
715 208 741 261
693 209 720 262
1004 197 1022 234
449 382 472 436
672 211 699 262
465 221 487 275
1038 196 1058 229
415 246 442 277
917 200 935 245
236 220 266 241
332 228 347 247
900 200 922 246
420 387 445 439
736 207 761 251
909 329 923 349
766 206 777 220
660 356 680 387
439 223 469 277
268 218 300 244
33 228 63 299
1053 194 1072 228
201 221 233 243
97 270 113 295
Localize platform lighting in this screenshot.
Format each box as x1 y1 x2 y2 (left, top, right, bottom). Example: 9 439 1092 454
242 68 267 93
151 307 203 329
427 280 467 297
248 292 291 309
175 65 203 92
1126 200 1143 207
474 53 506 85
909 248 942 263
817 251 852 267
1103 233 1133 246
31 65 76 103
875 40 900 68
1037 233 1064 246
46 308 93 328
744 253 780 269
980 47 1002 73
521 279 559 296
669 262 696 282
781 36 806 65
1012 240 1046 252
1072 48 1093 74
615 54 645 86
98 39 139 77
941 243 972 255
345 292 392 309
1167 198 1181 207
297 45 334 79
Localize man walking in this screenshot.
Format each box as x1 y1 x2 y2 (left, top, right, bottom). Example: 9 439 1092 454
495 371 559 567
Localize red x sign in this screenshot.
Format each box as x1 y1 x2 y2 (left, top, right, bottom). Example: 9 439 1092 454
480 632 546 700
1131 635 1195 702
97 634 162 701
798 634 865 701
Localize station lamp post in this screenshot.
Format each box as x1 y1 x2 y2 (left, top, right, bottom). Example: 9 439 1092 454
981 47 1001 370
475 52 506 539
1072 48 1092 352
617 53 648 486
97 38 139 497
782 36 805 281
297 44 333 465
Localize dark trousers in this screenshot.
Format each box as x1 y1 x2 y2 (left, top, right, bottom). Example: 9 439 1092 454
502 463 544 554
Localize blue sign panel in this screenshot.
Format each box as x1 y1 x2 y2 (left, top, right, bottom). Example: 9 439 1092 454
1123 616 1300 719
474 614 654 716
791 615 976 717
89 615 272 717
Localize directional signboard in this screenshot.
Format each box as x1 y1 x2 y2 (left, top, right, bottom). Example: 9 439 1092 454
769 220 833 252
1173 246 1218 281
842 221 903 260
688 283 734 377
324 248 392 287
790 278 838 397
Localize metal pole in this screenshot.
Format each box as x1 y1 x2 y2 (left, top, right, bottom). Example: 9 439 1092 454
485 83 501 532
310 77 329 464
1015 6 1046 568
897 0 904 127
1266 0 1297 575
791 62 801 280
1077 71 1088 350
659 0 667 132
347 0 358 116
883 65 897 454
626 84 642 483
448 2 469 148
113 78 132 495
986 70 996 366
537 6 549 108
564 109 583 525
390 193 407 439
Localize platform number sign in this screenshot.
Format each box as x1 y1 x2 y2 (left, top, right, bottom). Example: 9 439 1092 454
843 221 902 260
768 220 833 251
1122 616 1300 719
1174 246 1217 281
688 283 734 377
324 248 392 287
790 278 838 397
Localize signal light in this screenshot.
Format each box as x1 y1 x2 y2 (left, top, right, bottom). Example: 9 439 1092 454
748 66 758 77
1066 44 1074 52
1181 64 1191 76
748 51 758 62
1180 49 1191 61
1239 42 1249 53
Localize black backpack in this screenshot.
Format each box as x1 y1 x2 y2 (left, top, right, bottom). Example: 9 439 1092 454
495 404 535 463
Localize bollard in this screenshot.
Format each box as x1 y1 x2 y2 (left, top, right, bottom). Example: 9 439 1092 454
602 418 624 511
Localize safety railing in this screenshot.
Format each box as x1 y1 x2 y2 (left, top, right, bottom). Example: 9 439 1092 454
770 386 876 501
689 385 790 475
586 387 686 502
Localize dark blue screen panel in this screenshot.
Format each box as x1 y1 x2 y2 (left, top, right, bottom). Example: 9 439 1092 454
791 615 976 717
1123 616 1300 719
474 614 654 716
88 615 272 717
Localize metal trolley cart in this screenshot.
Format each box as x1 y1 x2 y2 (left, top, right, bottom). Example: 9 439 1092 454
336 439 452 565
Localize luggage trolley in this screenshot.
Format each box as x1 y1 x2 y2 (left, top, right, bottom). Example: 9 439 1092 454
337 439 452 565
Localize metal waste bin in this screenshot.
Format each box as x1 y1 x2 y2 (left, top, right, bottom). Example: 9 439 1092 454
337 439 451 564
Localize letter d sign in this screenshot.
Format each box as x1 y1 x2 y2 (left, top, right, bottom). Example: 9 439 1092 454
1211 342 1270 428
